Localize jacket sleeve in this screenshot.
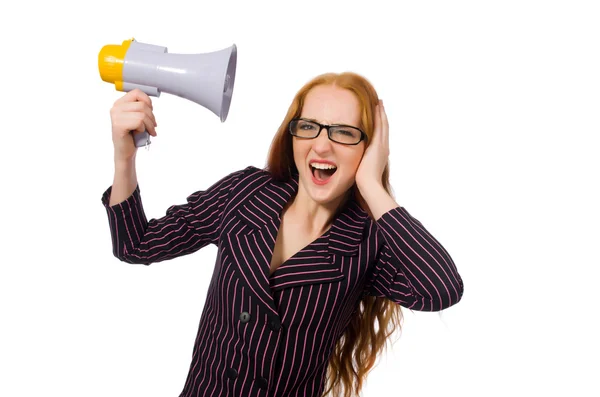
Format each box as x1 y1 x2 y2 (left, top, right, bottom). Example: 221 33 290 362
100 166 250 265
363 206 464 311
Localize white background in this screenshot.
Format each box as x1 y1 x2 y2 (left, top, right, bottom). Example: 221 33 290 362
1 0 598 396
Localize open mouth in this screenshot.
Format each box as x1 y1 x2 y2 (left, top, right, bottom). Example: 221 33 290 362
310 164 337 181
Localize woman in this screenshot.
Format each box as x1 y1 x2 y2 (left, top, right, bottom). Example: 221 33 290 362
101 72 464 397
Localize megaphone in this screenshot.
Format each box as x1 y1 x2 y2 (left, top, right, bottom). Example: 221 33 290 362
98 38 237 148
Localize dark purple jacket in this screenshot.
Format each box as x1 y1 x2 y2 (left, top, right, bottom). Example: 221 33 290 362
101 165 463 397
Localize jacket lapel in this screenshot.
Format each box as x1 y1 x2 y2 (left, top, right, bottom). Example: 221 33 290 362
229 169 369 313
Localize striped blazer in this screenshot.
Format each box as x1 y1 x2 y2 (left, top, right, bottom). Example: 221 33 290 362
101 165 463 397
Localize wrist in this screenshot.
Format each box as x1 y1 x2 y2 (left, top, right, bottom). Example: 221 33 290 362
114 158 136 174
114 153 136 167
357 182 385 196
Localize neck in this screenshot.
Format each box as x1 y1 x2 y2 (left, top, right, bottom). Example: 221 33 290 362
284 188 351 236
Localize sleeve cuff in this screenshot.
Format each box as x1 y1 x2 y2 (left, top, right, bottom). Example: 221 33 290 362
101 184 147 259
101 184 141 212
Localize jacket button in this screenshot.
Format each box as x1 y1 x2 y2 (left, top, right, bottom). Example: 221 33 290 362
256 376 268 390
269 316 281 331
239 311 251 323
226 368 238 379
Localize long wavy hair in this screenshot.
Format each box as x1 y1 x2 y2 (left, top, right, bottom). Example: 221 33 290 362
264 72 404 397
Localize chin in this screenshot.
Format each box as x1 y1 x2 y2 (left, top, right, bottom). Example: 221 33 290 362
309 176 351 201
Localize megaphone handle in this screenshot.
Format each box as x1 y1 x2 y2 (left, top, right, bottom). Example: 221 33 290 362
132 130 151 148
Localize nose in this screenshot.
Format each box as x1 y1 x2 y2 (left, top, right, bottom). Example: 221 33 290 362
313 126 333 149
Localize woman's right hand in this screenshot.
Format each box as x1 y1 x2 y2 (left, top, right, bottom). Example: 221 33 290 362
110 88 158 161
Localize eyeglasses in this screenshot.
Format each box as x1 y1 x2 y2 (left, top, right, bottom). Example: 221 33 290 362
288 118 366 145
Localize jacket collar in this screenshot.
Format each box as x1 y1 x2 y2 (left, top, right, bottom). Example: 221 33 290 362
236 169 370 256
229 168 371 314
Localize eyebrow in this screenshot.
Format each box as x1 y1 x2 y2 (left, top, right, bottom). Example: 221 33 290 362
302 117 358 128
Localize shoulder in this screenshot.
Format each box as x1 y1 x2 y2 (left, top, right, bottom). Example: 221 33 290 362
225 165 274 200
218 165 268 185
236 165 272 186
220 165 291 221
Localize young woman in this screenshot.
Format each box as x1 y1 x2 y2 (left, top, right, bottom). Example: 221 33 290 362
102 72 464 397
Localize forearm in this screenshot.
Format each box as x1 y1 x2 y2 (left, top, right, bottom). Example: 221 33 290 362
109 155 138 206
358 183 400 221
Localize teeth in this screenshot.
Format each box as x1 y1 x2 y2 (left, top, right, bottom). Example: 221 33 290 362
310 163 337 170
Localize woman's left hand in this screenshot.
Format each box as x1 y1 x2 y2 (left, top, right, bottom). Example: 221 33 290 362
355 99 389 190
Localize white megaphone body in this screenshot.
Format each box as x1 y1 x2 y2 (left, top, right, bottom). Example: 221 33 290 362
98 38 237 148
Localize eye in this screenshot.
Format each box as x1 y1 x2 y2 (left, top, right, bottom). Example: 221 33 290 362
300 124 316 130
332 127 359 137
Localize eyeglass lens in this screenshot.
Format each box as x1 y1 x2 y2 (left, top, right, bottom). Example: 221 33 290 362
290 120 361 144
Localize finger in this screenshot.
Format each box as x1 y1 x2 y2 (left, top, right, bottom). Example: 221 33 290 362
117 112 145 134
375 103 383 142
114 88 153 110
118 112 157 136
379 101 389 154
119 101 157 126
380 101 390 154
380 101 388 139
126 89 153 110
133 114 157 136
373 103 381 137
143 114 157 136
